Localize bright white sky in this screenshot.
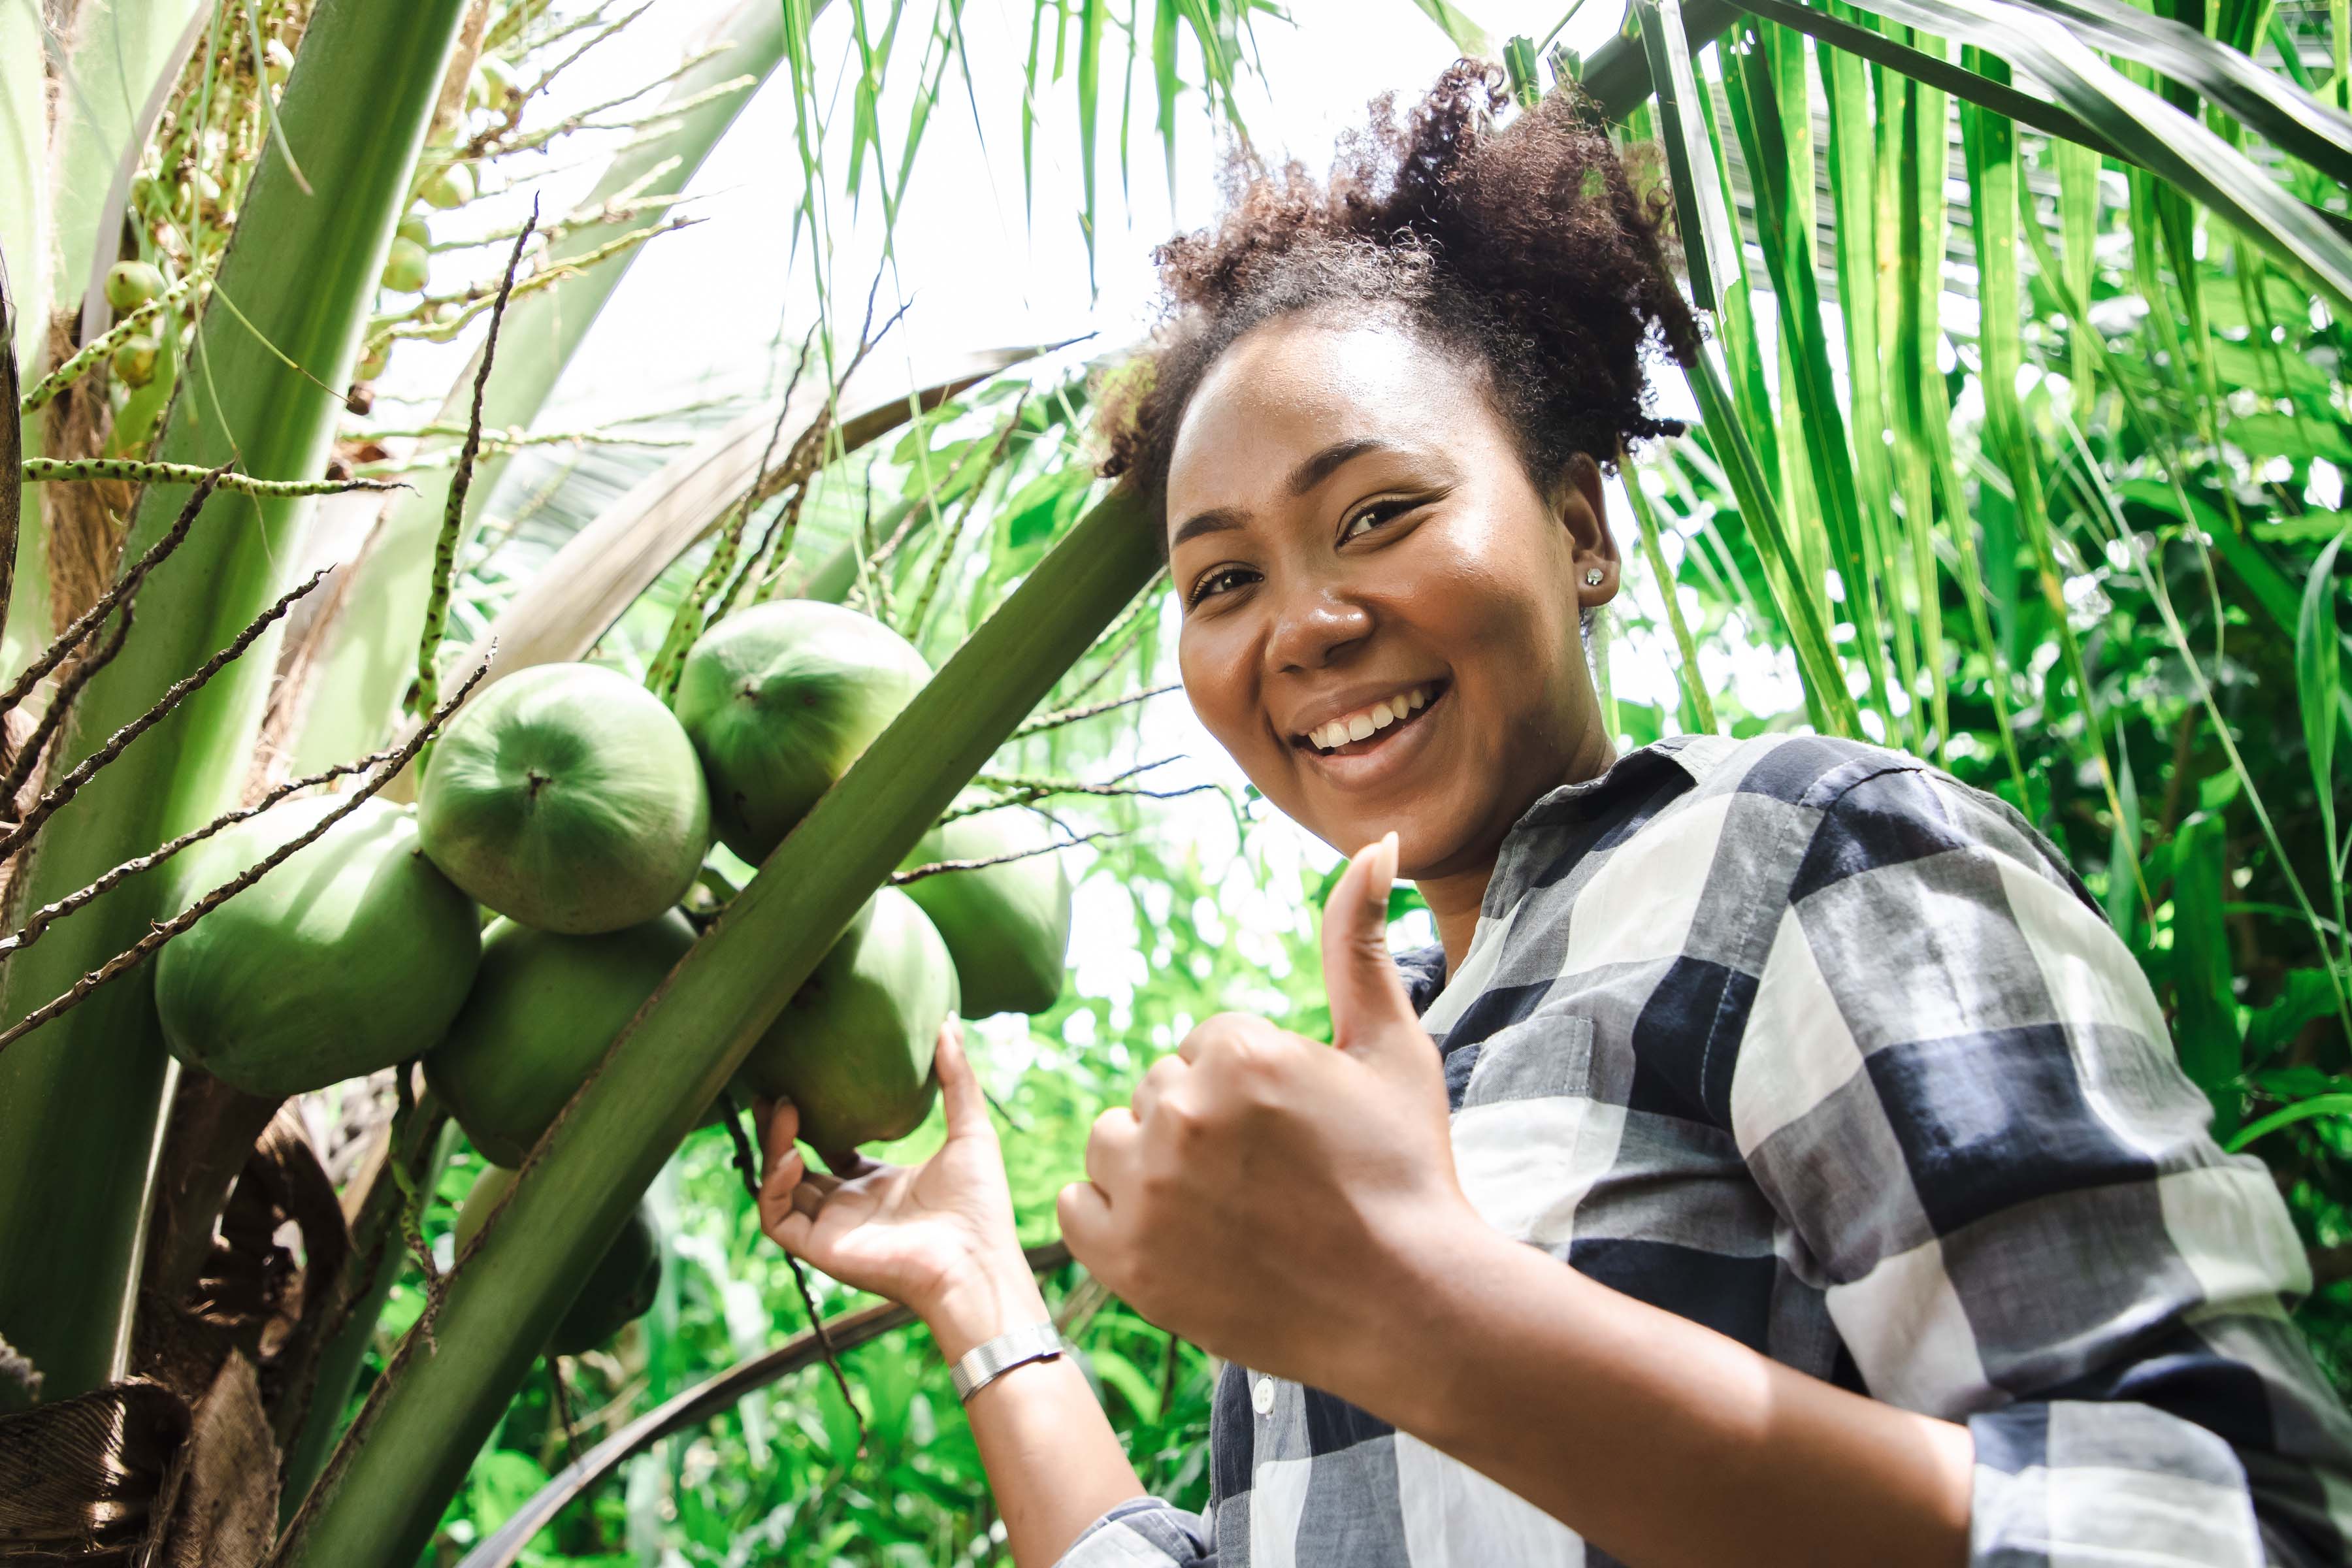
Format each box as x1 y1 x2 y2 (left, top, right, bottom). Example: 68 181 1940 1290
395 0 1780 1068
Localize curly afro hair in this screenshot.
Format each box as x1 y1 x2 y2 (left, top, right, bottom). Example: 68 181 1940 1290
1097 62 1699 537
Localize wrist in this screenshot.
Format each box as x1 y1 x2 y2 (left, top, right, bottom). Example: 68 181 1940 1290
1324 1202 1523 1436
921 1251 1051 1363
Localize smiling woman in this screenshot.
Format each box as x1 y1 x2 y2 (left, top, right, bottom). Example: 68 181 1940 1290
753 61 2352 1568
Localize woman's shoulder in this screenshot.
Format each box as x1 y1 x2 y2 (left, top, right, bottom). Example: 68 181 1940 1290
1622 730 2092 910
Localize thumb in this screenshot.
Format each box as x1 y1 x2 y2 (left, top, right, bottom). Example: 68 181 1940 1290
1320 831 1420 1060
933 1017 992 1139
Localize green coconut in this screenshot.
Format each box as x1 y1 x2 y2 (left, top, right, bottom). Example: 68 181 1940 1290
152 796 481 1098
455 1166 661 1355
427 911 698 1166
674 602 931 863
419 162 473 210
734 888 956 1156
380 237 429 294
900 806 1071 1018
418 663 710 935
104 260 165 313
111 336 159 388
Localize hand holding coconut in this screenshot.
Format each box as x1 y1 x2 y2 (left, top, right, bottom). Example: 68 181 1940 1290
754 1020 1046 1364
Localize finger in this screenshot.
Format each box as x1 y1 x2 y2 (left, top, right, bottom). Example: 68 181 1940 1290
1082 1105 1141 1194
933 1017 992 1139
757 1141 808 1238
792 1167 842 1220
1056 1179 1115 1268
1320 831 1422 1062
1130 1053 1189 1124
756 1096 800 1185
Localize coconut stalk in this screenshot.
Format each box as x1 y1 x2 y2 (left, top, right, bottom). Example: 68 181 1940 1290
288 0 809 775
457 345 1041 687
272 487 1158 1568
0 0 472 1414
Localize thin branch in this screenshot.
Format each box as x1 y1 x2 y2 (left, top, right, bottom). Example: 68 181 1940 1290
890 829 1121 885
902 392 1031 639
0 465 227 719
0 659 491 1056
649 326 820 694
0 730 425 960
0 603 135 805
367 218 698 350
1011 683 1179 740
412 201 537 722
18 270 204 414
715 1092 867 1458
470 73 755 163
0 567 332 867
19 458 399 498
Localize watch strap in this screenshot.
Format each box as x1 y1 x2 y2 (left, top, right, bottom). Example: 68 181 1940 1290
949 1320 1065 1403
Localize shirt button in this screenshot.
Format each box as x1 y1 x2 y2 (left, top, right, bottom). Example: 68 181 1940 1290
1251 1377 1275 1415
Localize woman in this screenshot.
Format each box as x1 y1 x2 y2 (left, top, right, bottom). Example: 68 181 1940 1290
757 66 2352 1567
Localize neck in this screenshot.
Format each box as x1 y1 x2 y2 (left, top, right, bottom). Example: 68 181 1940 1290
1416 867 1491 977
1416 721 1618 978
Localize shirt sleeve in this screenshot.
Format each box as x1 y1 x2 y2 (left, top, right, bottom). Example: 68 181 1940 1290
1054 1497 1217 1567
1728 762 2352 1567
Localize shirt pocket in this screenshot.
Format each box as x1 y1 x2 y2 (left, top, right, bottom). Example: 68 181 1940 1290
1449 1012 1603 1247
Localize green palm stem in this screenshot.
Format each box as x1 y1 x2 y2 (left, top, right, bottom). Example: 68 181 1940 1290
0 0 472 1416
1620 446 1718 735
278 1114 461 1520
288 0 804 775
270 489 1160 1568
1821 20 1928 756
1722 25 1898 736
1959 84 2153 936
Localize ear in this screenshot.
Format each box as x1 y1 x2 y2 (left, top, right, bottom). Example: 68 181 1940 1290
1550 451 1620 608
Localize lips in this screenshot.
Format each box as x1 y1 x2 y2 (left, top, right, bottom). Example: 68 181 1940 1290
1295 681 1444 755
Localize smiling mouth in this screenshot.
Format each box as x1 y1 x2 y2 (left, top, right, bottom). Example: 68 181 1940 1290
1294 680 1448 757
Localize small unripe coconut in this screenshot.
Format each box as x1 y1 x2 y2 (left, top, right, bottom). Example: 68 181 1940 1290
153 796 482 1098
418 662 710 934
467 55 517 112
397 215 431 248
732 889 956 1157
380 237 429 294
419 163 474 210
900 805 1072 1018
428 911 698 1166
263 37 294 87
104 260 165 314
355 343 389 382
455 1166 662 1354
674 603 931 863
111 336 160 389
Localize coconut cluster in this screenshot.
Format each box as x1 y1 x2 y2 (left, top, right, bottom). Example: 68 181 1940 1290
148 602 1074 1347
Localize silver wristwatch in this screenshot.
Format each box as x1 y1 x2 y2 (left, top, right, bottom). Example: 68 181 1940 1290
949 1320 1066 1404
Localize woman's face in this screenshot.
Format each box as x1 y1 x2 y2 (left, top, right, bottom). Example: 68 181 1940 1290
1164 314 1620 881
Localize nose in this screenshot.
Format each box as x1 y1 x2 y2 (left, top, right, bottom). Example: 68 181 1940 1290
1264 576 1372 674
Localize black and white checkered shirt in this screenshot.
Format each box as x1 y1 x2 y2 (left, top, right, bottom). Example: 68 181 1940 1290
1059 732 2352 1567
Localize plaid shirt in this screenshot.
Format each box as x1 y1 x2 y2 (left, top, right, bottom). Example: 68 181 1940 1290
1059 732 2352 1567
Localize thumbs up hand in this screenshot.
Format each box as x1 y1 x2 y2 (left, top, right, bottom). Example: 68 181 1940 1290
1058 832 1478 1398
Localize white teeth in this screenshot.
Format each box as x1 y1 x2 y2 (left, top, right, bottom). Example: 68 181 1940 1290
1306 684 1438 751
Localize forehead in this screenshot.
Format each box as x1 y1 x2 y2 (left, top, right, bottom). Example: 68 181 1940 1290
1165 317 1495 514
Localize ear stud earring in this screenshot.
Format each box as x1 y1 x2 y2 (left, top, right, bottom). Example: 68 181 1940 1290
1584 568 1605 587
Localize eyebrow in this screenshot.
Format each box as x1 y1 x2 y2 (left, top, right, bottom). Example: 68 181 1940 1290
1168 438 1397 551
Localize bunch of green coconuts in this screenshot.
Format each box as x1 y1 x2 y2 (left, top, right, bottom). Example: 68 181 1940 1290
151 602 1071 1351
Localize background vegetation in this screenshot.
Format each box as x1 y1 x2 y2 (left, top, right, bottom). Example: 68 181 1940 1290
1 0 2347 1563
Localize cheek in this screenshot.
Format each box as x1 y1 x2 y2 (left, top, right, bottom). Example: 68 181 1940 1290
1177 619 1272 760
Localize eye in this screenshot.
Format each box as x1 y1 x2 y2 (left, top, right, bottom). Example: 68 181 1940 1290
1339 498 1416 542
1186 563 1260 606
